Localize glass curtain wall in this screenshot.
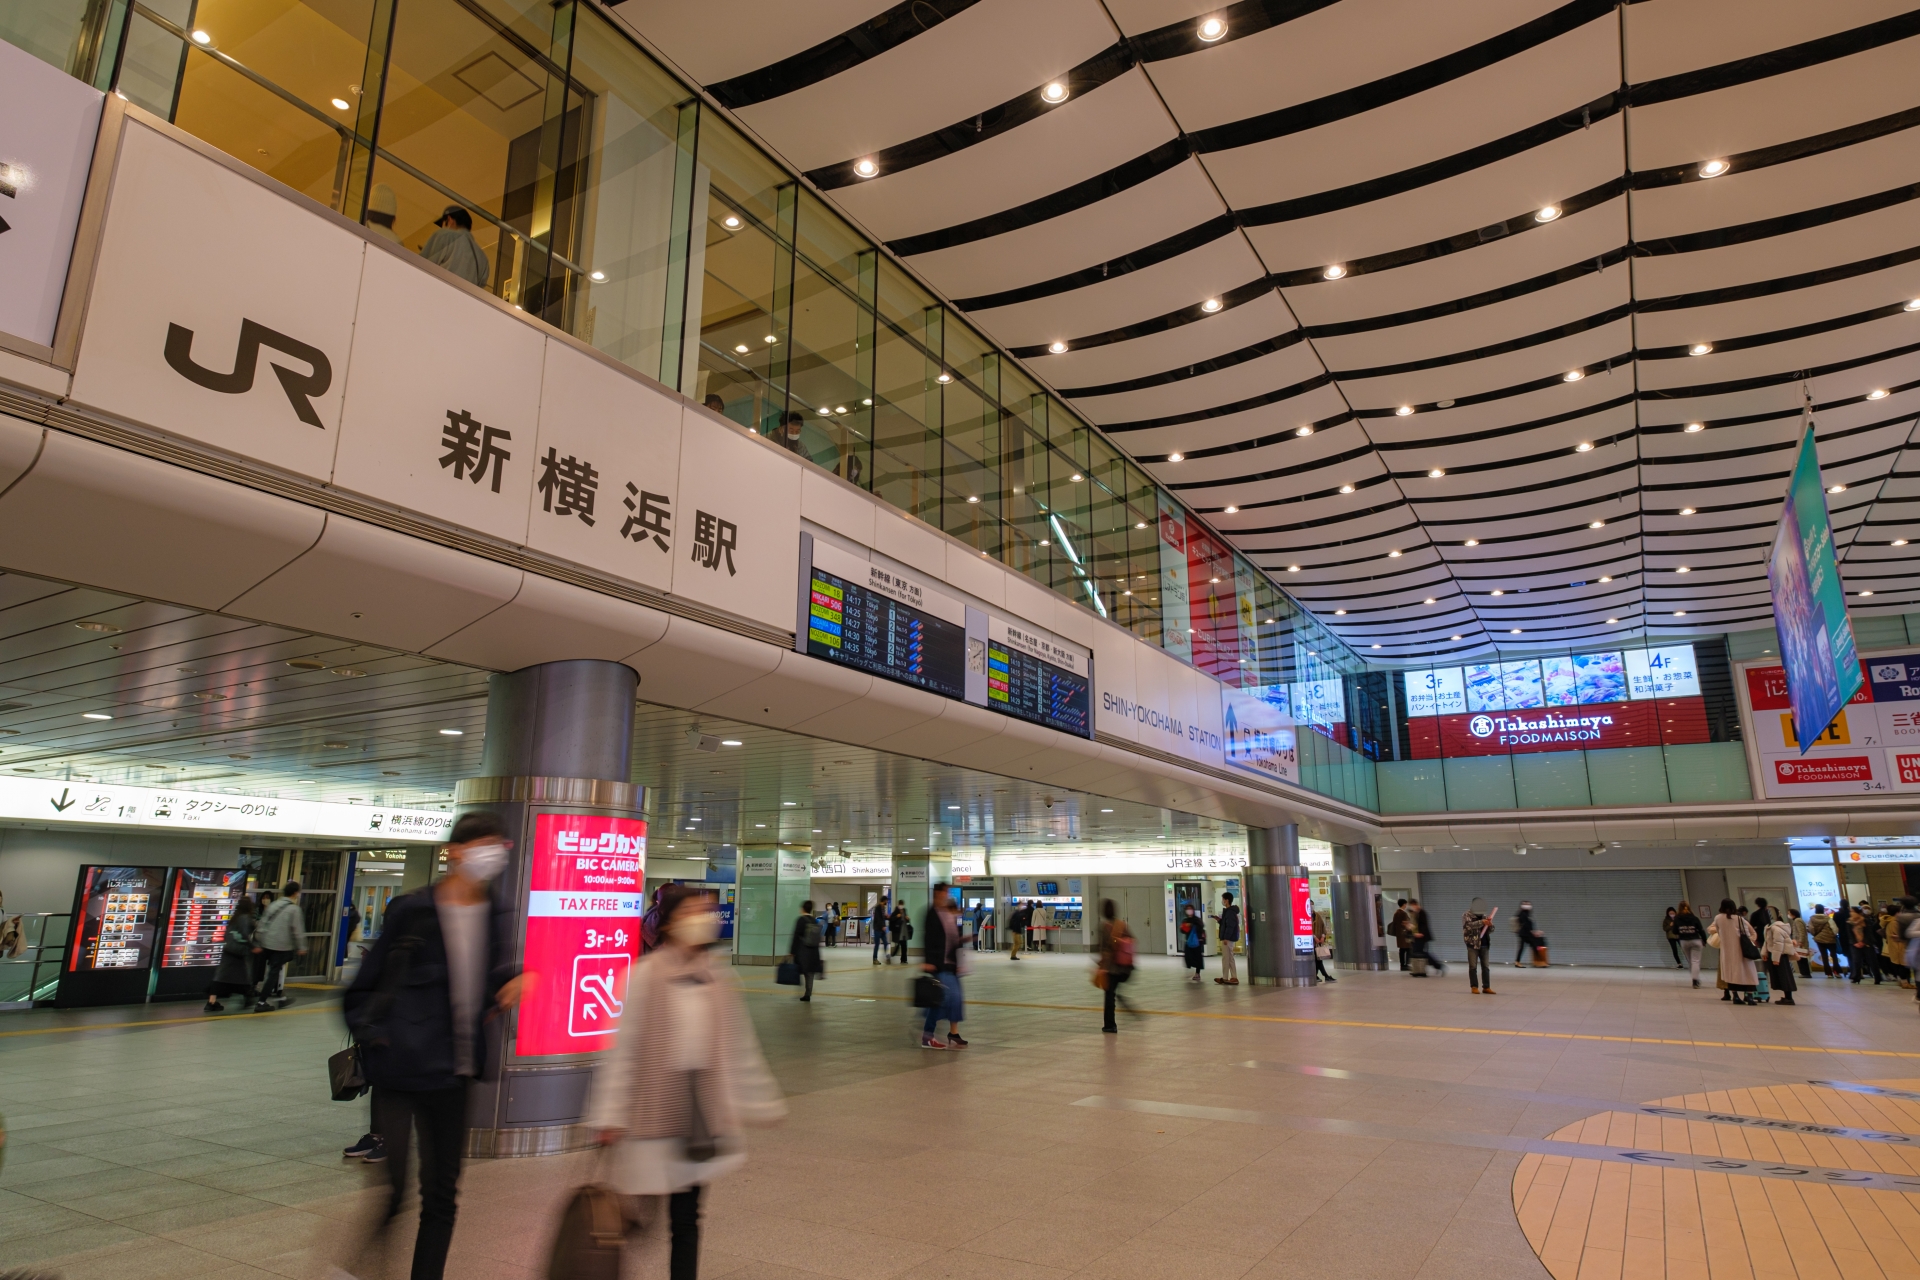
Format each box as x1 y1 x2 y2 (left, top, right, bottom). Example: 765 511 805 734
15 0 1378 810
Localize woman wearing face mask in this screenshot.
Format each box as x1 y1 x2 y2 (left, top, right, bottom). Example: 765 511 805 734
342 813 525 1280
588 885 785 1280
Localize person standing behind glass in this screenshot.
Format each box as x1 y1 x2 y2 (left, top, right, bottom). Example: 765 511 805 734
341 813 524 1280
788 900 823 1003
589 886 785 1280
1674 901 1705 988
203 894 257 1013
420 205 490 289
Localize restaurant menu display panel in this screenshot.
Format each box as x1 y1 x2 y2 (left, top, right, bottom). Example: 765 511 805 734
516 812 647 1058
153 867 249 999
805 539 967 699
796 536 1095 741
55 864 168 1007
1739 650 1920 797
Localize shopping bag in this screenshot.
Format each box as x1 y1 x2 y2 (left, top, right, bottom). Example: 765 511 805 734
546 1178 628 1280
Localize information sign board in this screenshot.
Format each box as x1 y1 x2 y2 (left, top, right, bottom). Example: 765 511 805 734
804 539 966 698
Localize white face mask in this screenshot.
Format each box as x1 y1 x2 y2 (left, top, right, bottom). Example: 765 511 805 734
457 840 508 884
672 908 720 947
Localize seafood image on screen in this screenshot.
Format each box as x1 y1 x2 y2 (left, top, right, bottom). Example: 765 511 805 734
1573 651 1625 704
1541 656 1578 706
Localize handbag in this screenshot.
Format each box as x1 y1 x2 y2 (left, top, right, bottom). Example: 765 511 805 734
1739 932 1761 960
774 960 800 986
545 1158 628 1280
1315 944 1332 958
912 972 946 1008
328 1041 368 1101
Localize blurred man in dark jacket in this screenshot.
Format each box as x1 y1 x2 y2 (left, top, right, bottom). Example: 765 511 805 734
919 883 966 1050
342 812 524 1280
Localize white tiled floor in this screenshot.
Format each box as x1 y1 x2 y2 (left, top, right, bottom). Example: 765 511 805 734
5 952 1918 1280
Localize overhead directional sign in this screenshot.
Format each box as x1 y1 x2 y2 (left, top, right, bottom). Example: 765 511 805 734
0 775 450 841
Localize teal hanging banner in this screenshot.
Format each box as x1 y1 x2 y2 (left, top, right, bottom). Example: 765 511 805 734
1768 424 1862 753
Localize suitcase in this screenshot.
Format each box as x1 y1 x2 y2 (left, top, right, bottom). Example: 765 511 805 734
546 1180 628 1280
1754 969 1771 1003
1410 954 1428 976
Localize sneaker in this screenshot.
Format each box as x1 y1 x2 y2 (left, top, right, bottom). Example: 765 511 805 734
920 1036 949 1050
361 1140 388 1164
344 1133 379 1159
947 1033 969 1047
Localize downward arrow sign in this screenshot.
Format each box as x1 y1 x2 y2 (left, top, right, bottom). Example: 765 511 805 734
51 787 74 812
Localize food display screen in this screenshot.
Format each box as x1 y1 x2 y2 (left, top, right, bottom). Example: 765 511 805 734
68 865 167 972
985 617 1092 739
805 543 966 699
160 867 248 968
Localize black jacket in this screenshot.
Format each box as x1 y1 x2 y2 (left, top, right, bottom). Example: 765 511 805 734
1674 911 1704 941
921 904 959 973
343 885 518 1091
789 915 823 975
1217 904 1241 942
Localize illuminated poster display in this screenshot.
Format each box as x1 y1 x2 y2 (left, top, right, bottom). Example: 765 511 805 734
160 867 247 968
56 864 169 1008
515 813 647 1058
1290 876 1314 956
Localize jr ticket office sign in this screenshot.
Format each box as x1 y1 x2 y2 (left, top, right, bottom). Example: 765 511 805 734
1741 652 1920 798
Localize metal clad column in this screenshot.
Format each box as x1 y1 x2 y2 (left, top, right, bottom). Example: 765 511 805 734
1333 842 1388 971
1245 824 1313 988
458 660 643 1159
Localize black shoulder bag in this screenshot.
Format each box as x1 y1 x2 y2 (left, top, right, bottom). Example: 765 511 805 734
330 906 430 1100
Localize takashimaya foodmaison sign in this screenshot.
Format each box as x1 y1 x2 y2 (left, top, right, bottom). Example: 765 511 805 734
1402 645 1709 758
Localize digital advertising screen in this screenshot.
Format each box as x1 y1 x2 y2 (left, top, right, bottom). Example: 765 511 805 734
984 615 1091 739
159 867 248 968
516 812 647 1058
69 864 167 972
803 539 966 699
1290 876 1315 956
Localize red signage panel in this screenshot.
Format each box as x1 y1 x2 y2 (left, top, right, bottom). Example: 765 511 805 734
1290 876 1313 956
1745 663 1872 713
1772 756 1873 786
515 812 646 1058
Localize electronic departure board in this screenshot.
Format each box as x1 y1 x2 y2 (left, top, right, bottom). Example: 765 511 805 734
986 616 1092 738
55 864 169 1008
805 539 967 699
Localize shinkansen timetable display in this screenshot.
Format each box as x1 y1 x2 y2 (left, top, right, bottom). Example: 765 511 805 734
797 536 1093 740
805 539 967 698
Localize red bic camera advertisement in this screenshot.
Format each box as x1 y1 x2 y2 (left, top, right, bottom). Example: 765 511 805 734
515 812 647 1057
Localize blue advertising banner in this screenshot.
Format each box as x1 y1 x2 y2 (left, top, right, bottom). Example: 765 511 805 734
1768 426 1862 753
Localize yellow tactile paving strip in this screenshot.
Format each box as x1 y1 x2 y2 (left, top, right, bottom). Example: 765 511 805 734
1513 1080 1920 1280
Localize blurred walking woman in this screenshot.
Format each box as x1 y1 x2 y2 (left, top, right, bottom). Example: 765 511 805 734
203 895 257 1012
588 886 785 1280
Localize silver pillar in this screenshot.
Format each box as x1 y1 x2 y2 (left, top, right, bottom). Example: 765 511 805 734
460 660 643 1158
1333 842 1388 971
1245 824 1314 987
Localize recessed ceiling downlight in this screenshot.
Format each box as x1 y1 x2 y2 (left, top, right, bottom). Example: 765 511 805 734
1197 15 1227 41
853 158 878 178
1042 82 1068 103
1699 158 1729 178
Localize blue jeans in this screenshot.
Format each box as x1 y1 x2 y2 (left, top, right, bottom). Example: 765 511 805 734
922 972 963 1035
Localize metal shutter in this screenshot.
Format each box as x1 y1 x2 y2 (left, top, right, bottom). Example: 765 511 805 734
1419 869 1686 968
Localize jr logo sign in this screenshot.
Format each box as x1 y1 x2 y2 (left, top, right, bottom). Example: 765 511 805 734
164 318 332 426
